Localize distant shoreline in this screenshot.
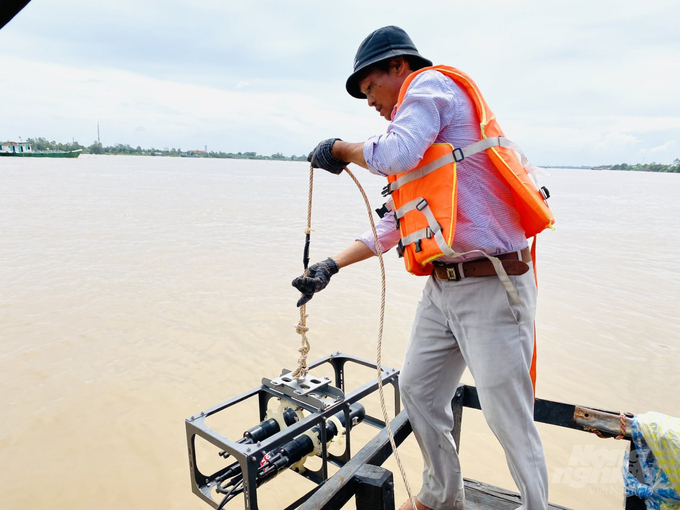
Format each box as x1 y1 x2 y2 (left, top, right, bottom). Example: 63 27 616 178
6 138 309 162
9 138 679 172
539 163 679 173
590 161 679 173
541 162 679 173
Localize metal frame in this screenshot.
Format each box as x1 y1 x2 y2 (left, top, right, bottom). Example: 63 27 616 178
185 352 400 510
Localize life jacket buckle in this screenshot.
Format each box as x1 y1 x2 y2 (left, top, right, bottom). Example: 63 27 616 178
381 184 393 197
375 203 390 218
416 198 428 211
540 186 550 200
452 147 465 163
396 240 405 258
425 227 433 239
414 239 422 253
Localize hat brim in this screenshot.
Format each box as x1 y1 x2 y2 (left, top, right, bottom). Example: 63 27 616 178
345 51 433 99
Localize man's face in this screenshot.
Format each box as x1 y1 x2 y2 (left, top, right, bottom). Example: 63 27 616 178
358 64 406 121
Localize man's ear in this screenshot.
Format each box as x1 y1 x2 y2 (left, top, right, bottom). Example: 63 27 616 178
391 57 410 77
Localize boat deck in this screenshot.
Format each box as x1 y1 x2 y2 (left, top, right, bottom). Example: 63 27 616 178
465 478 569 509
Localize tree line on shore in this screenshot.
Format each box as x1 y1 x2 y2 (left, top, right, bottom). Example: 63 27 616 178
592 159 680 173
18 137 309 161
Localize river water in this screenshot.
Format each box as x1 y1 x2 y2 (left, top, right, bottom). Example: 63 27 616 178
1 155 678 509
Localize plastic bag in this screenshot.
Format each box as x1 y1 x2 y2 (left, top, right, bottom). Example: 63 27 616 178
622 412 680 510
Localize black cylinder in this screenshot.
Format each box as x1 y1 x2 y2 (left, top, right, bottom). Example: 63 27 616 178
258 403 366 481
243 407 299 443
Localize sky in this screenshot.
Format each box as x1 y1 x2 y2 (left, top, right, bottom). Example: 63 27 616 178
1 0 679 166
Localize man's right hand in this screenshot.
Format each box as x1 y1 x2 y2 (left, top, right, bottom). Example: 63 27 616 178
307 138 349 175
292 257 339 306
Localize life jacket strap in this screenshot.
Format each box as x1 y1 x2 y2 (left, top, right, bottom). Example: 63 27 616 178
382 152 455 196
400 227 434 249
395 196 522 305
395 198 447 251
383 136 541 198
456 136 541 185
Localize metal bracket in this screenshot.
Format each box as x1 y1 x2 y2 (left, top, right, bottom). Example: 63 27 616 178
264 370 345 410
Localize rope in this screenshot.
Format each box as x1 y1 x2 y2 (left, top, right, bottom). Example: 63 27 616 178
616 412 627 440
584 411 631 440
291 308 310 380
292 165 315 380
343 166 418 510
584 427 608 439
292 164 417 509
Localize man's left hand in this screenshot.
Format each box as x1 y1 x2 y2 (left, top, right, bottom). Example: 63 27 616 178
292 257 339 306
307 138 348 175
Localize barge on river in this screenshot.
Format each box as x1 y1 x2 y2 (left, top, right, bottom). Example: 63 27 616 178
0 141 81 158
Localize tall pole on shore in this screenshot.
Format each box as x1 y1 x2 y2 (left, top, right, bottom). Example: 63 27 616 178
97 122 100 144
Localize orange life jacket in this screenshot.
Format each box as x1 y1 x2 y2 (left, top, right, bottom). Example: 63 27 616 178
382 65 555 395
383 65 555 276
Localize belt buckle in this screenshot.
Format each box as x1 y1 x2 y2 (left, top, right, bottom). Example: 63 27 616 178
446 266 459 281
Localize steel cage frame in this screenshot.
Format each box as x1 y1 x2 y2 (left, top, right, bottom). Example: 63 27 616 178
185 352 401 510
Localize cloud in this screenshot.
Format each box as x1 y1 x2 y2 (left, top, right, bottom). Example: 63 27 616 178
0 57 384 155
595 133 640 151
1 0 679 164
645 141 677 154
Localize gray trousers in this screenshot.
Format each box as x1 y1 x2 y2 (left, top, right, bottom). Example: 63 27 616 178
399 269 549 510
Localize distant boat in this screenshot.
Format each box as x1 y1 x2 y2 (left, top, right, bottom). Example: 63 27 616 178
0 141 82 158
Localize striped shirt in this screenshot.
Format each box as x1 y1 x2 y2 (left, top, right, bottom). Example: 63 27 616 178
357 69 527 262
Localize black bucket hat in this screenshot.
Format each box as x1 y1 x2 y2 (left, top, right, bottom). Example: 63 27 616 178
346 26 432 99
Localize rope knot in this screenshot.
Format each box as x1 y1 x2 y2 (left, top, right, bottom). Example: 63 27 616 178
295 323 309 334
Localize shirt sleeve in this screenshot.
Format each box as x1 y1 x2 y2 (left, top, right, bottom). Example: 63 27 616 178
356 211 401 255
363 70 457 176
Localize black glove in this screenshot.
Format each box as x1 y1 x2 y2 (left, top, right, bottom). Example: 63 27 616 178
292 257 340 307
307 138 348 175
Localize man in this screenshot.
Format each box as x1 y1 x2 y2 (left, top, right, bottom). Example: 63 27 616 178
293 26 549 510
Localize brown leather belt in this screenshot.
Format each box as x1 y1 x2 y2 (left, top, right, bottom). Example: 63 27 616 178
432 247 532 281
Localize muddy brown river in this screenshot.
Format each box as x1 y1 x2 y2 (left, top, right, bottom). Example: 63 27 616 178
1 156 678 509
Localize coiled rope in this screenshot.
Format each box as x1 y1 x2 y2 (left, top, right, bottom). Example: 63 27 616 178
293 164 418 510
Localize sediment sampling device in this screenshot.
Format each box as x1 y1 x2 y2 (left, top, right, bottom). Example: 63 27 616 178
185 352 402 510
